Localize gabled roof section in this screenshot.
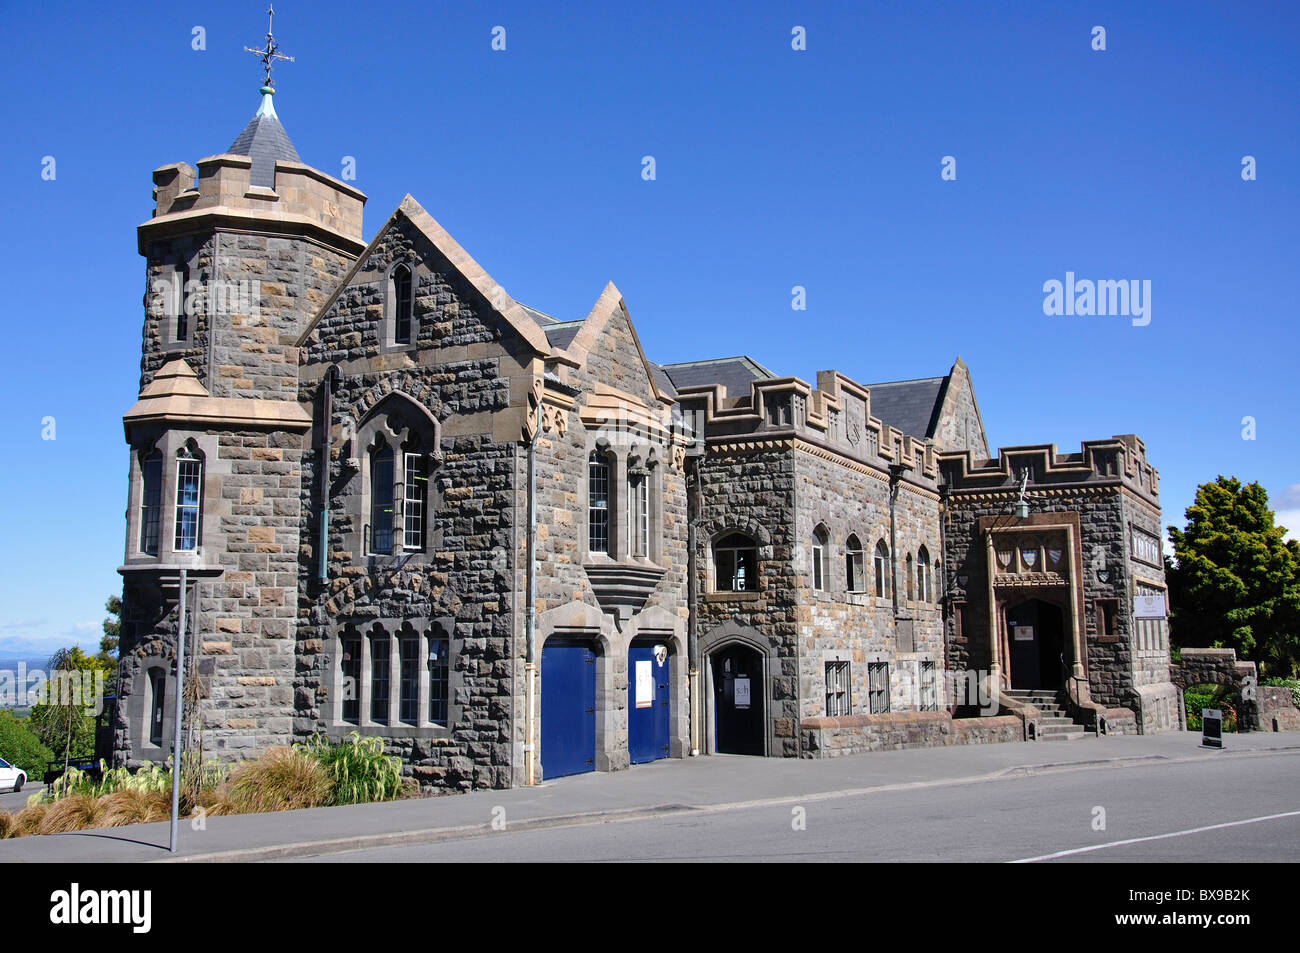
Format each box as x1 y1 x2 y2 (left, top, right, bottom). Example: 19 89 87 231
295 194 552 355
227 92 302 189
661 356 777 399
555 282 674 404
863 376 946 440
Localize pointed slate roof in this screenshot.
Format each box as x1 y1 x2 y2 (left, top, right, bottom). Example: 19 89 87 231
660 356 776 399
864 376 946 439
228 90 301 188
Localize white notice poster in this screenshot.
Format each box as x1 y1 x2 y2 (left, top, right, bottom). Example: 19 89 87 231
635 660 654 709
1133 595 1167 619
734 676 751 709
1014 625 1034 642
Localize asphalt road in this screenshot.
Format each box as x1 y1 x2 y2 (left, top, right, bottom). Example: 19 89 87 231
286 751 1300 863
0 783 40 812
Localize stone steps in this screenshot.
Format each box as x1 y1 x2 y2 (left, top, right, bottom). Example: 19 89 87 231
1004 689 1090 740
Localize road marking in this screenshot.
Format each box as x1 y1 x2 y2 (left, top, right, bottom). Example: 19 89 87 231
1010 809 1300 863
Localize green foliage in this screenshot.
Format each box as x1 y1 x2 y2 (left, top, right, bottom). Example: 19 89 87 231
296 731 405 806
0 710 53 780
99 595 122 663
1184 685 1239 733
1167 477 1300 676
28 646 116 763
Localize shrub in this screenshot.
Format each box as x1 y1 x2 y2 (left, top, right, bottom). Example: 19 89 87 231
39 794 105 834
13 804 47 836
97 789 170 827
223 748 333 814
0 810 13 839
0 710 54 782
296 732 404 806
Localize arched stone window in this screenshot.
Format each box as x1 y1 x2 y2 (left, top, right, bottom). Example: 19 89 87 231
140 450 163 556
811 525 829 591
917 545 932 601
845 534 865 592
354 393 440 559
390 262 414 345
715 532 758 592
874 540 891 599
588 449 611 554
173 443 203 552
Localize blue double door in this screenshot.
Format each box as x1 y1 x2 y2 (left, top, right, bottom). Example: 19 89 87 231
628 643 670 764
541 641 597 779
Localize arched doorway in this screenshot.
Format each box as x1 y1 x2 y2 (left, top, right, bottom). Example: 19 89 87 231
1006 599 1066 690
710 643 765 755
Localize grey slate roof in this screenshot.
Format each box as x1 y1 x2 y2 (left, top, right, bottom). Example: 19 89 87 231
864 376 946 439
660 356 776 399
228 111 302 189
518 304 561 326
646 362 677 400
543 321 583 350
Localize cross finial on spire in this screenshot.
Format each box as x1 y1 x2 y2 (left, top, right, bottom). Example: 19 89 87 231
244 4 294 90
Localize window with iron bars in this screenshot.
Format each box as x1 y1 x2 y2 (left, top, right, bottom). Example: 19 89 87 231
920 660 938 711
868 661 890 714
825 660 851 716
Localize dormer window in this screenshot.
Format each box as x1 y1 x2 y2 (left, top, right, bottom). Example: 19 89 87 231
391 263 413 345
173 447 202 552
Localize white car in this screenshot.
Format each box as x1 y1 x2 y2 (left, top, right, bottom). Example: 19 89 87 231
0 757 26 793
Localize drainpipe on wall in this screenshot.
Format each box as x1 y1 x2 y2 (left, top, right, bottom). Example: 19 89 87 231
687 453 701 756
888 465 904 618
318 365 337 583
524 417 539 785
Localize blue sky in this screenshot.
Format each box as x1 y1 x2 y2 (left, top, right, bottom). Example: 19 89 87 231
0 1 1296 657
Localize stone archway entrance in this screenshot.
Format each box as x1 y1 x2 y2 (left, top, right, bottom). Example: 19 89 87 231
1006 599 1066 690
709 643 765 755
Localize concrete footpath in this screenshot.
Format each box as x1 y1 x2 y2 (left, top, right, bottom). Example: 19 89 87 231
3 731 1298 863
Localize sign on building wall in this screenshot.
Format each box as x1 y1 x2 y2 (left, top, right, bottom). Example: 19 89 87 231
1013 624 1034 642
1133 594 1167 619
734 676 751 709
635 660 654 709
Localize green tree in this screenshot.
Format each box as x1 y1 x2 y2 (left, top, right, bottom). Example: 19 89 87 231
1167 476 1300 676
0 710 54 782
28 646 115 772
99 594 121 662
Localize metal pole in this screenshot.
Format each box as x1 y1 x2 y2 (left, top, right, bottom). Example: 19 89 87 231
524 421 538 785
169 568 187 853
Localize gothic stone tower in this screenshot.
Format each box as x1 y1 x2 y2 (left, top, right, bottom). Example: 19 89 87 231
113 82 366 765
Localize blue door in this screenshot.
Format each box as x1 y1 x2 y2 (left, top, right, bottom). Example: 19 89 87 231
541 641 597 779
628 643 670 764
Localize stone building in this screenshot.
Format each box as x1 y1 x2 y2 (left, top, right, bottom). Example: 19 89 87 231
111 81 1179 790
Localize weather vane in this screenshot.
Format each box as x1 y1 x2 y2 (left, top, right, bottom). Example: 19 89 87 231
244 5 294 89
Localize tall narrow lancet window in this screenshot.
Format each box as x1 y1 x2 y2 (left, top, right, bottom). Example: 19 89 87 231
403 452 427 550
874 540 891 599
811 525 829 591
370 445 395 555
175 262 190 342
845 534 864 592
917 546 932 602
428 631 449 726
588 451 610 554
905 554 915 601
140 450 163 555
173 448 202 552
628 471 648 557
392 264 413 345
